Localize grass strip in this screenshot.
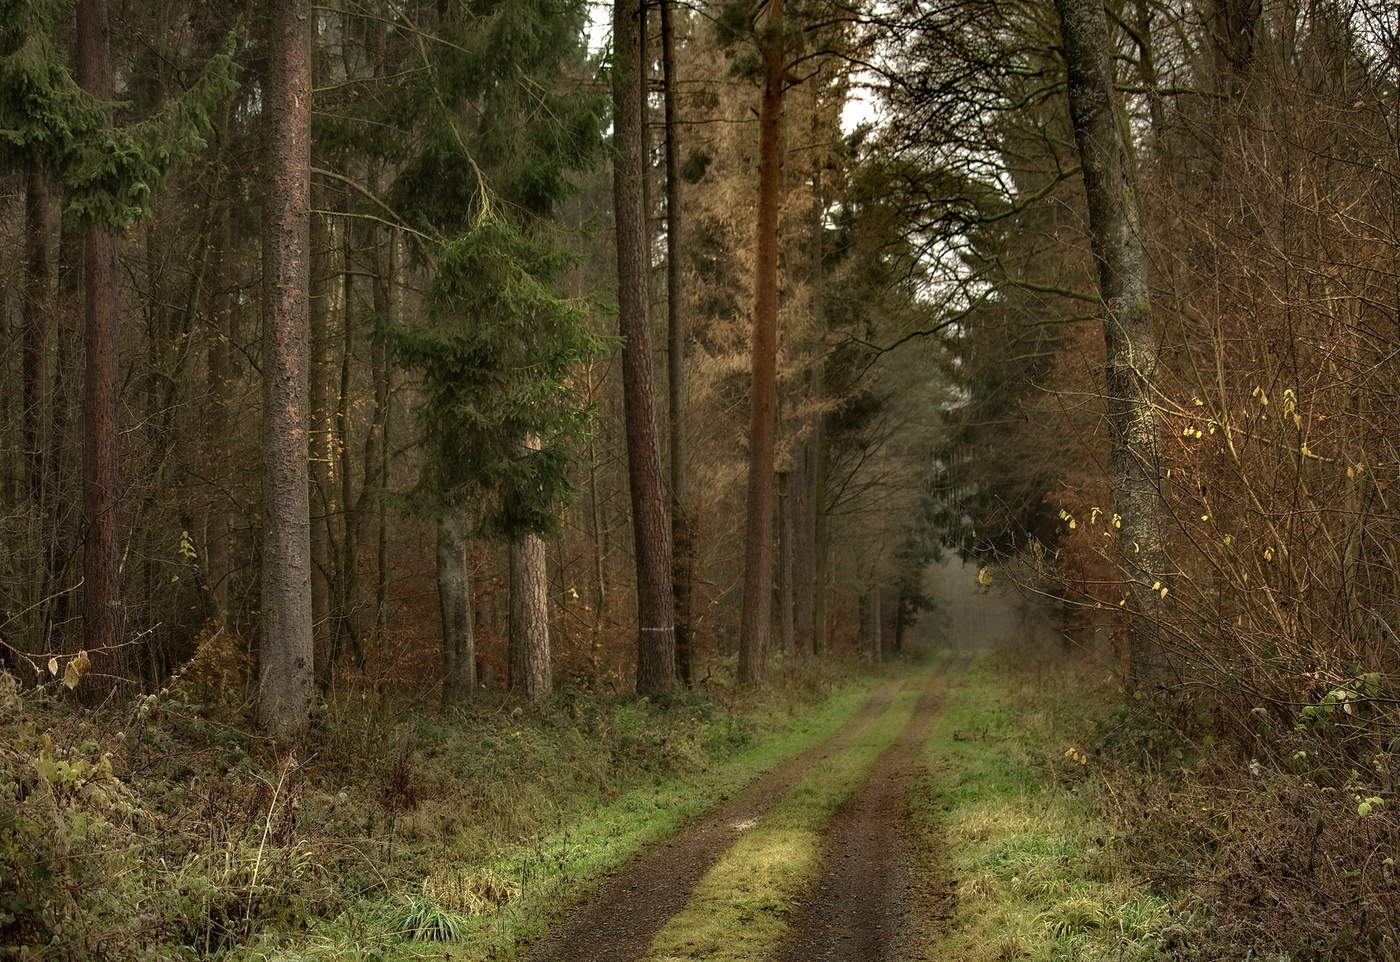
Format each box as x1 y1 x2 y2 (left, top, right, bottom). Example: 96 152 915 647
910 658 1171 962
641 679 928 962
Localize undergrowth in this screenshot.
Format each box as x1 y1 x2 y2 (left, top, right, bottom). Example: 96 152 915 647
0 656 878 960
919 645 1400 961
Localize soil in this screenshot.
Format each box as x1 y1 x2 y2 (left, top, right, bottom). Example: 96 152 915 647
525 676 906 962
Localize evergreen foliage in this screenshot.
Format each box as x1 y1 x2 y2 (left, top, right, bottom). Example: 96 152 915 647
0 0 239 226
384 0 606 538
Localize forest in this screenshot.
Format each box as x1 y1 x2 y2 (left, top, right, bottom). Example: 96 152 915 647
0 0 1396 959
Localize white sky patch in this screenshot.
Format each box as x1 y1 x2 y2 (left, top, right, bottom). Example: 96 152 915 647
586 2 611 57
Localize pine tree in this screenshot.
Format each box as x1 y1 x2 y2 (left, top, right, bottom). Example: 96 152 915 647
613 0 677 694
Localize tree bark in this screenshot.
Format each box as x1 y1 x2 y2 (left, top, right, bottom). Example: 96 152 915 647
660 0 695 686
870 584 882 659
22 170 59 654
437 513 476 707
76 0 125 685
738 0 785 684
308 202 332 672
778 470 795 655
793 170 824 656
204 213 236 619
259 0 315 739
893 591 907 653
613 0 677 694
509 529 552 702
1054 0 1166 691
810 395 829 656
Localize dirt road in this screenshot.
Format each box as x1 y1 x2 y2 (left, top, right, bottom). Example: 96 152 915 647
526 655 959 962
525 677 906 962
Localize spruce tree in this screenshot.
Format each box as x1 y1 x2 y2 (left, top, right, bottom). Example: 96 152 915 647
383 0 605 704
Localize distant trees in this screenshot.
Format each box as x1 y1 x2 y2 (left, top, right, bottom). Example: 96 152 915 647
0 0 965 718
881 0 1398 726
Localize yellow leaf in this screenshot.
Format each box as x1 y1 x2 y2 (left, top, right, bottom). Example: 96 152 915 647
977 567 994 587
48 657 59 677
62 651 90 690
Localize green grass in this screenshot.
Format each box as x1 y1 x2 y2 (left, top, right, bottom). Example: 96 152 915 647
911 658 1172 962
643 678 928 962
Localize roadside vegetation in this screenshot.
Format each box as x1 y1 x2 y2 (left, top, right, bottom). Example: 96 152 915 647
913 653 1176 961
0 660 883 961
916 643 1400 962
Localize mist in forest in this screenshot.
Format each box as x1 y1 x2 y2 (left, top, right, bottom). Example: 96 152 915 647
916 558 1059 653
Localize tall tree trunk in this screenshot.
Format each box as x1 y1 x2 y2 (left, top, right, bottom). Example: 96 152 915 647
259 0 315 739
810 393 829 656
893 591 907 653
1054 0 1165 691
204 213 235 618
612 0 676 694
23 170 58 653
738 0 785 684
437 513 475 707
871 585 882 659
76 0 125 684
660 0 694 686
509 528 552 702
308 202 332 673
793 170 824 655
335 229 360 665
778 470 795 655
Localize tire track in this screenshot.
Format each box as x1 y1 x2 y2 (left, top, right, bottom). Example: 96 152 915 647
774 655 959 962
526 673 913 962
